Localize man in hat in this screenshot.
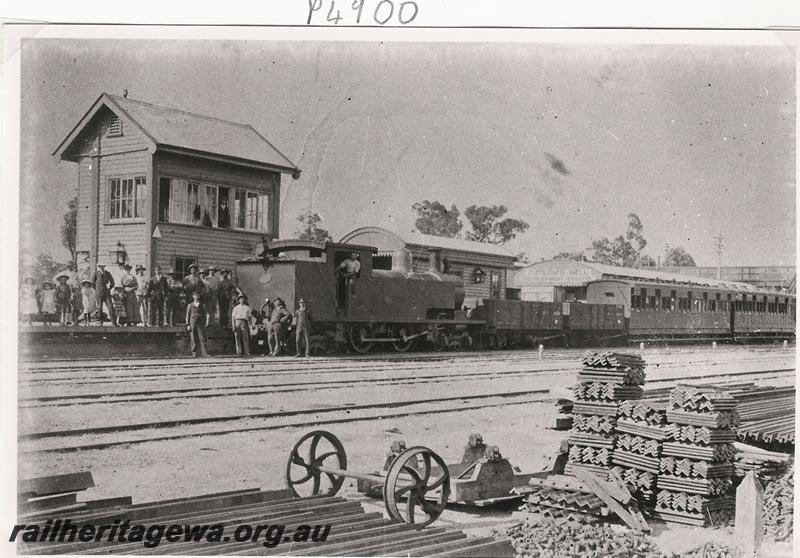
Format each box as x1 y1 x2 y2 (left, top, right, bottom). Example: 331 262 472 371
185 291 208 357
90 263 116 325
135 264 149 326
183 263 207 303
54 272 72 326
146 266 169 327
294 298 312 358
165 269 184 327
259 296 276 354
231 294 252 356
204 265 220 327
336 252 361 311
269 298 292 356
218 269 234 328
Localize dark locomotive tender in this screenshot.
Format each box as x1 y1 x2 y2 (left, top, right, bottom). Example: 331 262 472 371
236 239 795 353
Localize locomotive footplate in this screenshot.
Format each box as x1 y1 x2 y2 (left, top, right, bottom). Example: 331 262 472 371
357 433 536 506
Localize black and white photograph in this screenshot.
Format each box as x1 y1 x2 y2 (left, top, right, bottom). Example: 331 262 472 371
4 23 798 557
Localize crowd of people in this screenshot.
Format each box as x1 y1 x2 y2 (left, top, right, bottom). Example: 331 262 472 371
19 261 314 358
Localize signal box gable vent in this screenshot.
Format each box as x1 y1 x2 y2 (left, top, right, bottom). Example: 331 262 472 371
107 117 123 137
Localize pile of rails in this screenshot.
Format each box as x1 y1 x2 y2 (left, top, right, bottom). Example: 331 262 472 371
565 352 646 477
611 399 667 506
520 475 608 524
733 443 790 482
653 385 738 526
734 386 795 447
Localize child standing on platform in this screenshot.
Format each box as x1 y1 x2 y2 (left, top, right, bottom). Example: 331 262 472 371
39 280 57 326
81 280 96 325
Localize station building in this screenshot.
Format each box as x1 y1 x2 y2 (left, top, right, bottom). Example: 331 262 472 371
54 92 300 280
340 226 518 308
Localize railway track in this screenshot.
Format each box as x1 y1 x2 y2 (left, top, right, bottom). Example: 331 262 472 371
17 345 795 506
19 365 794 454
19 353 791 407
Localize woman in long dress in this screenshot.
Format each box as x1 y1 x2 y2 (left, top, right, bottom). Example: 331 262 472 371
20 277 39 324
120 264 139 325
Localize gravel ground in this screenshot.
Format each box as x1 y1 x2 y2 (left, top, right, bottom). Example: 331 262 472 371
17 345 796 556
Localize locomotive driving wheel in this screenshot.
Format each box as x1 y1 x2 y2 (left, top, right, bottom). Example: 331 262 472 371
392 326 415 353
349 324 375 354
286 430 348 498
383 446 450 528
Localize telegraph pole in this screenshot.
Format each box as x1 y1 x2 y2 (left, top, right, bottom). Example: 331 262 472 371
713 233 725 279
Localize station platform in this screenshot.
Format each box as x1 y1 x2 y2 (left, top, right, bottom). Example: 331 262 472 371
18 325 236 360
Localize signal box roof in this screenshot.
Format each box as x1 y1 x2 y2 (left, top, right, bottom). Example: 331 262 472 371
54 93 300 174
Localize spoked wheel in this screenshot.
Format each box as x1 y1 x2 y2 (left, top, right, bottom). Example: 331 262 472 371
349 324 374 354
286 430 347 498
392 326 415 353
383 446 450 528
429 328 446 352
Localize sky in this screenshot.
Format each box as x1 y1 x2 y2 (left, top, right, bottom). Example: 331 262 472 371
18 37 796 267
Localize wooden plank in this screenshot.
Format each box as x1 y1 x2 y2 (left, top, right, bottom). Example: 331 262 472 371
18 472 95 498
573 467 650 533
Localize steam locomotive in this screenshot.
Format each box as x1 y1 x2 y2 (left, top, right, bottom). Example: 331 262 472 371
236 239 795 353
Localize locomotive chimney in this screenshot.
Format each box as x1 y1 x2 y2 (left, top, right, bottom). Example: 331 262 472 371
428 248 443 274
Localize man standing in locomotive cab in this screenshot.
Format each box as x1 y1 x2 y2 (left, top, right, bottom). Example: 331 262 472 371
336 252 361 313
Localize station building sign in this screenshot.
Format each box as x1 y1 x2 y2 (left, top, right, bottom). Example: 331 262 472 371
514 260 602 287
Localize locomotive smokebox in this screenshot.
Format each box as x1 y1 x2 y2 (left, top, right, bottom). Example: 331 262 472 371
428 248 443 273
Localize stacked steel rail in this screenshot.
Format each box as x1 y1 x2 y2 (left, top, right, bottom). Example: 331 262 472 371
653 385 738 526
734 386 795 447
611 399 667 506
565 352 645 477
18 474 513 557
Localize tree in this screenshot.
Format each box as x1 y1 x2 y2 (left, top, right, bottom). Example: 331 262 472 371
28 253 69 285
464 205 529 244
296 211 330 242
61 196 78 271
665 246 697 267
639 254 657 267
412 200 463 238
588 213 648 267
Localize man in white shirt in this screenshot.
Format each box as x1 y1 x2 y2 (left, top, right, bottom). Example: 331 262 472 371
231 294 251 356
